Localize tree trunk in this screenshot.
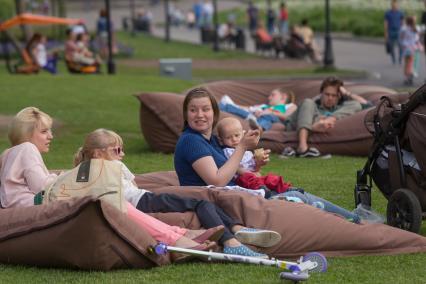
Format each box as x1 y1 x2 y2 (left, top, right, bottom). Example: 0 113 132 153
14 0 30 41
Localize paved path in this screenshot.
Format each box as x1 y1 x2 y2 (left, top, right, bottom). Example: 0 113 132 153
67 0 425 89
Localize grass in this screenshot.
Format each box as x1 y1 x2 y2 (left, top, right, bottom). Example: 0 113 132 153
115 32 254 60
113 33 364 80
0 31 424 283
0 72 425 284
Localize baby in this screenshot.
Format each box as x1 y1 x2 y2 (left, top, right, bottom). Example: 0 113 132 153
216 117 291 194
216 117 361 223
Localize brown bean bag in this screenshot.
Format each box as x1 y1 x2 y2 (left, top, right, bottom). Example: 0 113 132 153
135 171 426 258
0 196 169 270
136 80 402 155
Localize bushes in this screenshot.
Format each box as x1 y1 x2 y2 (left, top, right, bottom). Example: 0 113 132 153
220 2 423 38
290 6 386 37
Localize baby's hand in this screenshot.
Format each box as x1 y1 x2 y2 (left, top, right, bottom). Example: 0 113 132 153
240 129 260 150
254 148 270 166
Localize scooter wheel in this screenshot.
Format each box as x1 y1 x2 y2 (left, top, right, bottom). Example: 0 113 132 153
153 243 168 255
302 252 327 273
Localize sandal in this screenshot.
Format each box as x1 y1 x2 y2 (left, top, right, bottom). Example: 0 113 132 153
192 225 225 244
171 241 218 263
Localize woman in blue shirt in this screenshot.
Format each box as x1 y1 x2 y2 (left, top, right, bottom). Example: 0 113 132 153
175 87 363 224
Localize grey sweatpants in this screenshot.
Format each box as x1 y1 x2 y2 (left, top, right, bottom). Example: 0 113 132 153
285 98 362 131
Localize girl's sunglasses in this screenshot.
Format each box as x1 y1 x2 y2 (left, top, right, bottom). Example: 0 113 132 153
111 146 123 155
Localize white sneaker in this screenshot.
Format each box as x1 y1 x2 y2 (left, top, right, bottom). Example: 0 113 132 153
220 95 235 106
235 228 282 248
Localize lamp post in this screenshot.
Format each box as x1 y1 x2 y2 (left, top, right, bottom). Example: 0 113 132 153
212 0 219 51
130 0 136 36
323 0 334 68
164 0 170 42
105 0 115 74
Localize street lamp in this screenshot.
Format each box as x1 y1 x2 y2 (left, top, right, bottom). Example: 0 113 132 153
212 0 219 51
164 0 170 42
323 0 334 68
105 0 115 74
130 0 136 37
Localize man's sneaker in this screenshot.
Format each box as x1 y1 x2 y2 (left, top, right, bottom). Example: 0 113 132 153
235 228 281 248
296 147 321 158
279 147 296 159
220 95 235 106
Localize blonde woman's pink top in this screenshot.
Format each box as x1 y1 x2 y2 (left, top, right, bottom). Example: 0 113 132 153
0 142 57 208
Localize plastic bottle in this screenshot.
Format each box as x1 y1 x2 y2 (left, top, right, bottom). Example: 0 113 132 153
312 201 325 210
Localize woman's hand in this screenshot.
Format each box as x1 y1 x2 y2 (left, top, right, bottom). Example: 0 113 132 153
239 129 261 150
254 148 270 168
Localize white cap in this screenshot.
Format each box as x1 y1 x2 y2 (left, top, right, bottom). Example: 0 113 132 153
72 25 85 35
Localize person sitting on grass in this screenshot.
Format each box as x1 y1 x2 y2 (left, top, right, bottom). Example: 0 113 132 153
25 33 58 74
216 117 361 223
219 87 297 131
283 76 368 158
74 128 281 258
0 107 230 263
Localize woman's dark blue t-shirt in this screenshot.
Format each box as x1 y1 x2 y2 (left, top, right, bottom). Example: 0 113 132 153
174 127 235 186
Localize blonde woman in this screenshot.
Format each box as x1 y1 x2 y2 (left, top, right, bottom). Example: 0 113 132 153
0 107 218 260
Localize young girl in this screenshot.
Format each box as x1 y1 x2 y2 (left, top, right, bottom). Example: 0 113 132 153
399 16 422 86
74 128 282 258
216 116 361 224
0 107 218 262
219 88 297 131
26 33 58 74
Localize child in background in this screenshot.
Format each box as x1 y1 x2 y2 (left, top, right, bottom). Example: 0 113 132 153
74 128 282 258
216 117 361 223
219 88 297 131
26 33 58 74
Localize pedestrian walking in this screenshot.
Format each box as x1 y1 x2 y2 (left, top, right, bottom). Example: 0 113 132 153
384 0 404 65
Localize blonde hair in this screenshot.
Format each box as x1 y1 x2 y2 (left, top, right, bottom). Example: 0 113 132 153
216 117 242 138
8 107 53 146
73 128 123 166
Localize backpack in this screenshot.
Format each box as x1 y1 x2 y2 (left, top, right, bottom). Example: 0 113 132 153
43 159 126 213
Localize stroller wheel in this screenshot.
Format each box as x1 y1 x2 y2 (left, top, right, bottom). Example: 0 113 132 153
387 189 422 233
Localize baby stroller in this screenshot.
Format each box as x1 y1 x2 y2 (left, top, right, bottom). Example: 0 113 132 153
354 84 426 233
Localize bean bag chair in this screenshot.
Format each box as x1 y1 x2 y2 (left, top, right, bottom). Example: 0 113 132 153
1 175 426 270
136 80 407 156
0 196 169 270
135 171 426 258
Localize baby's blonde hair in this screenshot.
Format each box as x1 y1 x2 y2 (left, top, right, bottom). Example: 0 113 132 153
8 107 52 146
216 117 242 138
74 128 123 166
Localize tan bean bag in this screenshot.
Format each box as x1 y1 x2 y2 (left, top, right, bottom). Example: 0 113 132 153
1 177 426 270
135 171 426 258
0 196 169 270
136 80 404 155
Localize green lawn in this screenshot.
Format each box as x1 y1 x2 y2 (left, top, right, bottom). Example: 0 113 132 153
0 72 425 283
0 29 424 284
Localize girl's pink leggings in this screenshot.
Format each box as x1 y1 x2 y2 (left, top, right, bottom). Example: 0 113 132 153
126 202 187 245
